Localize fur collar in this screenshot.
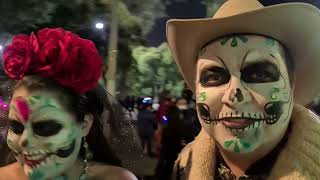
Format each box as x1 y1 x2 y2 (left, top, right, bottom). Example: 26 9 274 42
174 104 320 179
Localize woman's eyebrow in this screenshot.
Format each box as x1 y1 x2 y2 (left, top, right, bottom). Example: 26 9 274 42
7 117 19 121
8 118 24 127
32 119 63 125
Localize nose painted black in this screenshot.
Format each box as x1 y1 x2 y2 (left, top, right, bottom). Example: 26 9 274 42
229 88 244 102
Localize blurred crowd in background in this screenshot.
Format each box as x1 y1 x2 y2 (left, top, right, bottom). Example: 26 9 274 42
119 87 201 179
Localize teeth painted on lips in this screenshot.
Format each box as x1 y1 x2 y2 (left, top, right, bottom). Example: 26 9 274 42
26 154 45 160
26 153 55 169
213 112 276 121
24 149 50 156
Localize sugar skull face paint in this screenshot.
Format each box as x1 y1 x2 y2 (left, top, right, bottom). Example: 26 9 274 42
7 88 84 179
196 35 293 154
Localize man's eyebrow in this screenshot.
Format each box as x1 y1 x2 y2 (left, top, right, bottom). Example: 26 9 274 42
242 60 278 69
241 60 279 71
216 56 229 71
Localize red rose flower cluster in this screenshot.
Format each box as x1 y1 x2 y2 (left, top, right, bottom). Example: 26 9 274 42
2 28 102 94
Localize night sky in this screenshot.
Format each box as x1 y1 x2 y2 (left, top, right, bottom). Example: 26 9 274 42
145 0 320 47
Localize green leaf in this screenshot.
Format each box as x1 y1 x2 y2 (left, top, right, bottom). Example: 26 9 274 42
231 36 237 47
240 140 251 149
224 140 234 148
234 141 240 153
220 37 229 45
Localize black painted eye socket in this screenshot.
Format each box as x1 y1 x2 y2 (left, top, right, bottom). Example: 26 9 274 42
241 62 280 83
200 67 230 86
32 120 62 137
9 121 24 135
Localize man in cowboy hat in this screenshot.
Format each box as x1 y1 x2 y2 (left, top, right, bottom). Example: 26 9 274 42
166 0 320 179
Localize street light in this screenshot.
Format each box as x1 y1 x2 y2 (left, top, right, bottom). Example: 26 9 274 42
95 22 104 29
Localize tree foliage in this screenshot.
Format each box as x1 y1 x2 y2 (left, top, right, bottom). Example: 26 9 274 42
0 0 164 36
121 0 165 35
127 43 184 97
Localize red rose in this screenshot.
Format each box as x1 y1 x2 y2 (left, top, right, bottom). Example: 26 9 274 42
35 28 72 76
2 35 36 79
37 28 66 45
55 37 102 94
3 27 103 94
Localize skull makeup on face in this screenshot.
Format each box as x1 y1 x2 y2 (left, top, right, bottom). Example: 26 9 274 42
6 87 85 179
196 35 293 154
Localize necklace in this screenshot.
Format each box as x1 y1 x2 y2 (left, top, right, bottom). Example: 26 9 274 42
217 163 237 180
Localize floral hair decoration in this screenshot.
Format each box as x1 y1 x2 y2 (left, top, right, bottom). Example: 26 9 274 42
2 28 102 94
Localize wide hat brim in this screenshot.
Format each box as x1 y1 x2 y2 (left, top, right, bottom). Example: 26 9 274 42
167 2 320 106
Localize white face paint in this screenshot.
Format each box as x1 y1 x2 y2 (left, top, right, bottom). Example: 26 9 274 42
6 87 83 180
196 35 293 154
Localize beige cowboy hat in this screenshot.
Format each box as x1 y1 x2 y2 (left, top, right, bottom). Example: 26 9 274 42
167 0 320 106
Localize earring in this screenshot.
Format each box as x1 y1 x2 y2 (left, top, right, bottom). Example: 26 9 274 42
79 137 90 180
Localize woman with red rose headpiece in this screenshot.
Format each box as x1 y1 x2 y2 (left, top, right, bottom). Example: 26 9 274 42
0 28 138 180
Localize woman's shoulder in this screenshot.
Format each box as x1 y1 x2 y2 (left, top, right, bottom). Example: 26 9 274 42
88 162 137 180
0 162 26 180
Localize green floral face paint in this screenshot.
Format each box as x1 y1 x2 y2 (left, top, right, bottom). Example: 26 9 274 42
7 90 84 180
29 170 45 180
224 139 251 153
197 92 207 102
196 34 293 155
266 38 276 47
223 128 261 153
271 88 280 100
220 35 248 47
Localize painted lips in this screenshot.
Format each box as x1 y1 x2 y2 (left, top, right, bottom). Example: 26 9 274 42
25 157 47 168
222 119 255 129
24 153 52 168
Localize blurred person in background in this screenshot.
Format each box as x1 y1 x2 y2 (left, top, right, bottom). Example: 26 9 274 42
155 97 200 180
137 97 157 157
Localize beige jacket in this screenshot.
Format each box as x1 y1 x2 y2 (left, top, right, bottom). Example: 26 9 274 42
173 104 320 180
